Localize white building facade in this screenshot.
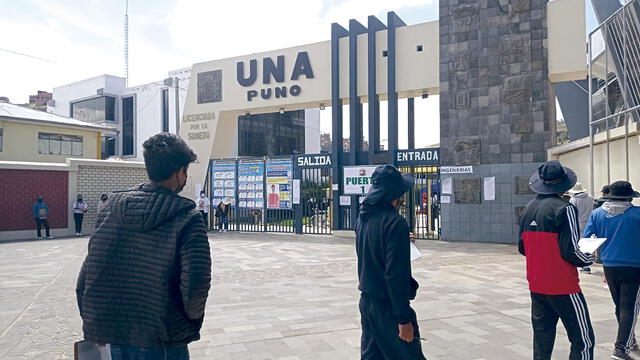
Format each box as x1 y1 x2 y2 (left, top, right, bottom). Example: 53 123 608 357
48 69 320 161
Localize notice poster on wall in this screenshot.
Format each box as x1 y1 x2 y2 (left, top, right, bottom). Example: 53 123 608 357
211 160 236 207
238 159 264 209
266 158 293 209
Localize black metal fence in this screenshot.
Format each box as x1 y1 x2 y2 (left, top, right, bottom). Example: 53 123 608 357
300 167 332 235
204 153 440 238
398 165 440 240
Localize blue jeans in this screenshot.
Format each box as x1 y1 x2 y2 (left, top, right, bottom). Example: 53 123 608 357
110 344 189 360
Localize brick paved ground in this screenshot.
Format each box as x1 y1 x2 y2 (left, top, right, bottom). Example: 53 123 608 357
0 232 633 359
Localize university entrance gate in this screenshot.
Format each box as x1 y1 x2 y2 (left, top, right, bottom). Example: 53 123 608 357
205 150 439 239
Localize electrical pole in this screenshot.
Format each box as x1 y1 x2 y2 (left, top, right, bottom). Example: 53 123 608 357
174 77 180 134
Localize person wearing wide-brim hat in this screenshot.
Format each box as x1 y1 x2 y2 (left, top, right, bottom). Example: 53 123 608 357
583 181 640 360
355 164 426 360
519 160 595 360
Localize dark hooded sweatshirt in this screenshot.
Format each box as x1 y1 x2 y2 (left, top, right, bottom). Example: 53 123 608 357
355 190 419 325
76 183 211 347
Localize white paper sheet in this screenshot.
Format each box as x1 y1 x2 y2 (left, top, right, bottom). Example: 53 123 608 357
484 176 496 201
578 237 607 254
442 177 453 194
410 242 423 261
441 195 451 204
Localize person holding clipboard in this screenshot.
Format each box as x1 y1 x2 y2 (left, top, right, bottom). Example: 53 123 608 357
583 181 640 360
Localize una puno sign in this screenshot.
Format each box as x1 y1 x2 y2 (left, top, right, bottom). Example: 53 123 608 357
395 148 439 166
237 51 314 102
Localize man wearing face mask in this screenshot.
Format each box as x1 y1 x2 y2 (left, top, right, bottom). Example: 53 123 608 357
356 165 426 360
76 133 211 360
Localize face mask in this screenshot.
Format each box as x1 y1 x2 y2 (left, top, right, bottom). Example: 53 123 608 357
175 170 187 194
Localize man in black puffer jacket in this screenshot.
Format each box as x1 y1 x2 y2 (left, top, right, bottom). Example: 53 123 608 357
76 133 211 359
356 165 426 360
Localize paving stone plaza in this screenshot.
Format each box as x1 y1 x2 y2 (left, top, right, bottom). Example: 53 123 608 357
0 232 633 359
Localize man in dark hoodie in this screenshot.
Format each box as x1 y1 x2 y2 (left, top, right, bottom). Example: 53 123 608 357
355 164 426 360
76 133 211 360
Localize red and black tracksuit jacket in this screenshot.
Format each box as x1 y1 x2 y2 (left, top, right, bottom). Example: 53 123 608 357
518 194 593 295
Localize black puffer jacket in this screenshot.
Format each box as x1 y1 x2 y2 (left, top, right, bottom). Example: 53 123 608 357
76 183 211 347
355 187 419 325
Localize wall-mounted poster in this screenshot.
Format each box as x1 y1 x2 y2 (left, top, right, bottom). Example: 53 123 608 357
238 159 264 208
211 160 236 206
266 158 293 209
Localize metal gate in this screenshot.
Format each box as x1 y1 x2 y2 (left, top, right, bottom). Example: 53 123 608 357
399 165 440 239
300 167 332 234
295 154 333 235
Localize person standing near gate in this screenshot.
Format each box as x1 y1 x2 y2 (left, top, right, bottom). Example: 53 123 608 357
583 181 640 360
195 191 210 230
76 133 211 359
216 197 231 232
73 195 88 236
33 195 53 239
567 183 594 274
355 164 426 360
519 160 595 360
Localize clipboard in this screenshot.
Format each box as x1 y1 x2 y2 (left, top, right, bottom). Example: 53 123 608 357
578 237 607 254
410 242 423 262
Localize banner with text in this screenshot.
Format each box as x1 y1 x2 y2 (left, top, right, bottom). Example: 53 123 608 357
266 158 293 209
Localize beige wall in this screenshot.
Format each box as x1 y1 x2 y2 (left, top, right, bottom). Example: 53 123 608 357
547 0 587 82
548 123 640 202
0 119 99 163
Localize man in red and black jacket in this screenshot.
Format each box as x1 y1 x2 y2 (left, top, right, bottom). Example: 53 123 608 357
519 160 595 360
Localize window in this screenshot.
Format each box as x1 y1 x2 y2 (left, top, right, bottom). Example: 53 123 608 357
71 96 116 123
38 132 83 156
0 128 3 151
122 96 134 156
238 110 305 157
101 135 116 159
161 89 169 132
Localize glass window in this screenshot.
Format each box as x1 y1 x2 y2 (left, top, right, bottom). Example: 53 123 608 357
238 110 305 157
0 128 3 151
38 132 82 156
71 96 116 123
122 96 135 156
162 89 169 132
101 136 116 159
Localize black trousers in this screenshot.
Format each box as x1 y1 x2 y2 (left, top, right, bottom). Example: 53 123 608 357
604 266 640 353
530 292 595 360
35 218 50 238
359 295 427 360
74 213 84 234
199 210 208 230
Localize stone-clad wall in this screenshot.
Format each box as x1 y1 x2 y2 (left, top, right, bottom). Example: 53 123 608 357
75 163 148 234
439 0 552 242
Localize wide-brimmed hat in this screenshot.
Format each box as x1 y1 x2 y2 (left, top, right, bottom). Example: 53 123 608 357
366 164 414 202
529 160 577 195
602 181 640 200
222 197 232 205
567 182 587 195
